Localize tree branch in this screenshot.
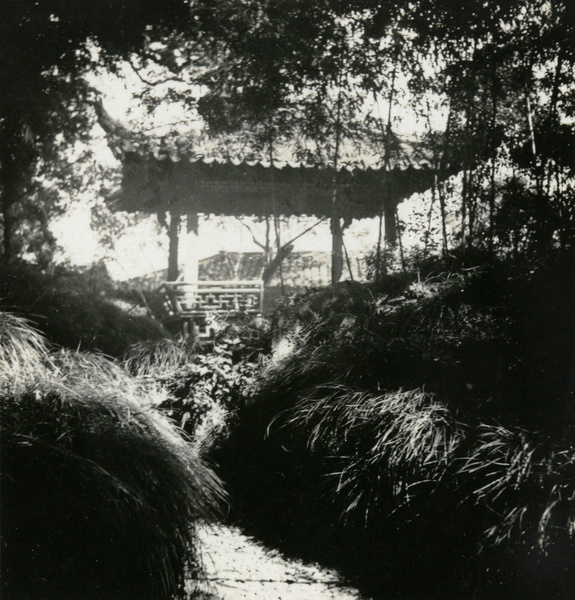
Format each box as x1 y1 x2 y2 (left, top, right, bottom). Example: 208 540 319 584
235 217 268 251
128 56 186 86
284 217 326 247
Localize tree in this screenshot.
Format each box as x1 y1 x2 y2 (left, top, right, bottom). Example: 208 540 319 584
0 0 193 261
189 0 575 268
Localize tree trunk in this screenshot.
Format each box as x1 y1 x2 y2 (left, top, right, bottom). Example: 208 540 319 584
263 243 294 285
1 146 17 261
2 193 14 260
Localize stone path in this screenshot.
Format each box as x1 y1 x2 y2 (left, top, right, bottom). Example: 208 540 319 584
194 523 369 600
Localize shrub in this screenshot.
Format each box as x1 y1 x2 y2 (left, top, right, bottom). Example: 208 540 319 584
0 261 169 357
123 319 267 449
212 261 575 598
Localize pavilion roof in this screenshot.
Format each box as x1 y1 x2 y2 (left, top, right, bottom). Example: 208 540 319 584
99 101 451 219
110 150 441 219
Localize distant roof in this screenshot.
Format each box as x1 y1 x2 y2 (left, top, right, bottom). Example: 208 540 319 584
128 251 366 289
200 250 349 286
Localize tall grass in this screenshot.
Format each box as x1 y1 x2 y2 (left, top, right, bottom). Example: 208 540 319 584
1 311 224 600
286 386 463 515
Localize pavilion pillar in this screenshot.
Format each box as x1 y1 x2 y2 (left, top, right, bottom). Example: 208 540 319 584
331 216 344 284
331 181 344 284
167 208 180 282
181 211 199 282
383 199 398 247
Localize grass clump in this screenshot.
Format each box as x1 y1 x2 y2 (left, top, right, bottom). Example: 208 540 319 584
0 311 224 600
0 312 51 391
288 386 463 509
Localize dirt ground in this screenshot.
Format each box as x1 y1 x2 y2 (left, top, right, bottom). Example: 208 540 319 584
194 523 370 600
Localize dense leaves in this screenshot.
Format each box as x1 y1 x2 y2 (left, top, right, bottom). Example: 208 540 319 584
0 0 192 258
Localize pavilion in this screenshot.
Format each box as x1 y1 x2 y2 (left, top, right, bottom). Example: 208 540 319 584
99 101 453 330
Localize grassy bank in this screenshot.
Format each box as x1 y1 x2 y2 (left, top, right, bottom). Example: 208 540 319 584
0 312 224 600
211 258 575 599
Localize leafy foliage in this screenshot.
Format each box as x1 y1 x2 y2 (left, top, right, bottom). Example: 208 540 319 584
0 0 193 259
189 0 575 275
124 316 270 446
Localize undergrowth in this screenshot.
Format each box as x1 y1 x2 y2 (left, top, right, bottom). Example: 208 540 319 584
213 258 575 599
123 317 267 449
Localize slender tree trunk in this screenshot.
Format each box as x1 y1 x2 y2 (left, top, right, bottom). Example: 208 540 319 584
423 177 437 256
489 72 499 254
331 74 344 285
526 93 552 256
383 201 398 246
548 43 565 125
374 47 398 280
375 209 384 280
331 208 344 283
343 235 354 281
268 129 286 294
461 166 468 251
396 212 406 272
437 102 454 257
0 147 17 261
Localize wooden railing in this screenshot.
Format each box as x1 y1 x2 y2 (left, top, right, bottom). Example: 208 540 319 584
147 280 264 335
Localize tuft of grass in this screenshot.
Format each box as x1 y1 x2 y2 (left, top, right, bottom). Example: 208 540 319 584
0 312 51 391
286 386 464 515
1 311 225 600
459 424 575 551
124 338 194 380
